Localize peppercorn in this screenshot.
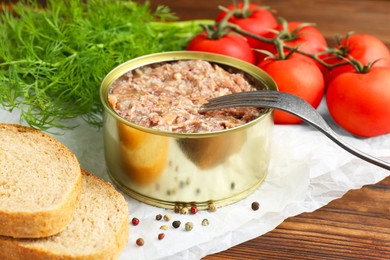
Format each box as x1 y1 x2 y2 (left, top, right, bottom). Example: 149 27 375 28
136 238 144 246
163 214 171 221
201 218 209 226
208 203 217 212
131 217 140 226
174 205 180 214
190 206 198 214
160 225 169 230
158 233 165 240
181 207 189 215
185 222 193 231
155 214 162 221
251 201 260 211
172 220 181 229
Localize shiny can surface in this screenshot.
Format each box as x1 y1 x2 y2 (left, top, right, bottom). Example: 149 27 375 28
100 51 277 209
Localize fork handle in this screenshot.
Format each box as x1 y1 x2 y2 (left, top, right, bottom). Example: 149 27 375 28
318 127 390 171
275 92 390 171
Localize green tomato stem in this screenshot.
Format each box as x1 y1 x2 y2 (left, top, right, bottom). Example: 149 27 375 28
227 23 274 43
150 19 214 30
228 22 352 68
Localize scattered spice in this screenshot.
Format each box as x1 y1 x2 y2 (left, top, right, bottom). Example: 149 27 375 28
160 225 169 230
136 238 144 246
251 201 260 211
185 222 194 231
163 214 171 221
181 207 189 215
208 203 217 212
158 233 165 240
201 218 209 226
190 206 198 214
231 182 235 190
172 220 181 229
155 214 163 221
131 217 140 226
174 205 181 213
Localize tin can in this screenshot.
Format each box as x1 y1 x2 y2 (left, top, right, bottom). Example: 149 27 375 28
100 51 277 209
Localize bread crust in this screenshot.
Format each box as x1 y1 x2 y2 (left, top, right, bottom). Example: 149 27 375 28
0 124 82 238
0 174 82 238
0 170 129 260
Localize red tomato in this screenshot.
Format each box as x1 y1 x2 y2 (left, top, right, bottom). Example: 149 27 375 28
256 21 327 63
215 2 277 50
326 68 390 137
186 32 256 64
258 53 325 124
324 34 390 85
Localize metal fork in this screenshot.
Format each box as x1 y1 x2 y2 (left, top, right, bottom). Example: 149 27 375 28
200 90 390 171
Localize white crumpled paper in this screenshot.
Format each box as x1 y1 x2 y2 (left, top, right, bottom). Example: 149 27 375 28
1 99 389 260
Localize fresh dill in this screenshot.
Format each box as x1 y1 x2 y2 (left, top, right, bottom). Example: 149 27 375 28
0 0 209 131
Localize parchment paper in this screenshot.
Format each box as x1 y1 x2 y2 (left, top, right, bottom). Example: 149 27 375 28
1 99 389 260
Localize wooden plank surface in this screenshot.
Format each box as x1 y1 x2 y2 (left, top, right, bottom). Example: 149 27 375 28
206 177 390 259
146 1 390 259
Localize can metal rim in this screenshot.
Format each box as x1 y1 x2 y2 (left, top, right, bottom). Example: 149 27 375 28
100 51 278 138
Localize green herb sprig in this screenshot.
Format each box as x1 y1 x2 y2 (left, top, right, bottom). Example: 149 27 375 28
0 0 210 131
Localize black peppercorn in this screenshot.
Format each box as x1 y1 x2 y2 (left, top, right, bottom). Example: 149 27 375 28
172 220 181 229
251 201 260 211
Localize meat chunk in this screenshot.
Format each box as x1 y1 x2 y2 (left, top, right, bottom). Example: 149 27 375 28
109 60 262 133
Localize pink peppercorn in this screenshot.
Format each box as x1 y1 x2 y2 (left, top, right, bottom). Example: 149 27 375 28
190 206 198 214
132 217 140 226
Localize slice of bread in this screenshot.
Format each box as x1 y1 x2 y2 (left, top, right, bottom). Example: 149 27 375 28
0 124 82 238
0 170 129 260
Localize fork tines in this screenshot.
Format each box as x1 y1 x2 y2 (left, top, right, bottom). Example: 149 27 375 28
199 90 279 113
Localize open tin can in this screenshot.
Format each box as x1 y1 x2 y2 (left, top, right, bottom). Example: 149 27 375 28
100 51 277 209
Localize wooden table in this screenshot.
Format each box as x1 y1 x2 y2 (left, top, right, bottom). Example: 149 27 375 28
148 1 390 259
